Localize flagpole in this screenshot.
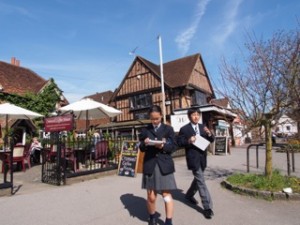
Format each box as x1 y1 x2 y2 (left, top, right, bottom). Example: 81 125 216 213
158 35 166 124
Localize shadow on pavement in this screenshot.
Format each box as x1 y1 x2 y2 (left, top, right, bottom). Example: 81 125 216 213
204 167 245 180
171 189 205 217
120 193 164 224
12 184 22 195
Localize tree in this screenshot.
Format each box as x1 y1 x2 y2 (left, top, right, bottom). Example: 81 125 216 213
216 26 300 178
2 79 61 131
22 79 61 116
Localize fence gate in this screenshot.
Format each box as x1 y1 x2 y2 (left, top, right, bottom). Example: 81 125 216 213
41 133 66 185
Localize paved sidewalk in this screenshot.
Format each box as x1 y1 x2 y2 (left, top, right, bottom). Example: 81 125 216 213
0 146 299 225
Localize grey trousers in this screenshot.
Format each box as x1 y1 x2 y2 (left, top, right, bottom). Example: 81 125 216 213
186 167 213 210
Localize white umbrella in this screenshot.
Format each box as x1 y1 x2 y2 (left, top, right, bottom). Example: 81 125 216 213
0 102 44 147
0 103 44 120
59 98 122 131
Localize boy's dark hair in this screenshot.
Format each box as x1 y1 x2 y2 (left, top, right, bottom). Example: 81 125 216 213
148 105 162 115
187 107 201 119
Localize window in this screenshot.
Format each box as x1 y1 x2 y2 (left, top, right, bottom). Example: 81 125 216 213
286 126 291 131
191 90 207 106
130 93 152 110
134 111 149 120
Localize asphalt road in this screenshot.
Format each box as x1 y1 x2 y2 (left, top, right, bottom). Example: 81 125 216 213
0 146 299 225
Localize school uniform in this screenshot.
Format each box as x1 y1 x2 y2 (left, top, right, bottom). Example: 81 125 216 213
177 122 215 212
139 123 177 191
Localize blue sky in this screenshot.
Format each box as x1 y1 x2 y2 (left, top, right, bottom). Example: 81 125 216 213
0 0 299 103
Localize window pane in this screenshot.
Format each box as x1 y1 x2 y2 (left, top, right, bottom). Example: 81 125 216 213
130 93 152 110
192 90 207 106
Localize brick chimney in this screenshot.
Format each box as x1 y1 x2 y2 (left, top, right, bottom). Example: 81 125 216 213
10 57 20 66
11 57 16 65
15 59 20 66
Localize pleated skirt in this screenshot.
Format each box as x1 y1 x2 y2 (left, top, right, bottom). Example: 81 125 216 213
142 164 177 191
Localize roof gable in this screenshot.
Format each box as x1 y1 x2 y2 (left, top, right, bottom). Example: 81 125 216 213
114 56 163 97
0 61 47 95
112 53 215 98
140 53 214 95
84 90 114 105
211 98 230 108
163 54 199 87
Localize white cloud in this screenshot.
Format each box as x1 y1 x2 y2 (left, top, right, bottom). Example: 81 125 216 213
0 2 36 19
212 0 243 46
175 0 211 55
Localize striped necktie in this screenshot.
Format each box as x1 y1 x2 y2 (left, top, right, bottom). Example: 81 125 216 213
195 125 199 135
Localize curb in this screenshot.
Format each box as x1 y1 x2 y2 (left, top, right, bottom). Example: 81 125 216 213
65 169 118 185
221 180 300 201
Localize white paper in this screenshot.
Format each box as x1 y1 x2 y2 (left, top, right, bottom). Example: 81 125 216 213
147 139 165 146
192 134 211 151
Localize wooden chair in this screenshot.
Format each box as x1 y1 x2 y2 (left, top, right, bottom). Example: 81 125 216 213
46 145 77 172
47 144 57 162
94 140 109 168
2 145 26 172
23 144 31 169
62 147 77 172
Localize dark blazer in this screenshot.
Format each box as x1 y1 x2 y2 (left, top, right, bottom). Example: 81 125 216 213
139 123 177 175
177 123 214 171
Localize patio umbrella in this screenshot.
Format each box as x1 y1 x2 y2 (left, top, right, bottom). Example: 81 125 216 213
0 102 44 147
58 98 122 132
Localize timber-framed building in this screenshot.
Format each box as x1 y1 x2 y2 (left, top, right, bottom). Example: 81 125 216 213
98 53 235 138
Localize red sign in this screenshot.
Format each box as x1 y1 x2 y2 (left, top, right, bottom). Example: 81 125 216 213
44 114 74 132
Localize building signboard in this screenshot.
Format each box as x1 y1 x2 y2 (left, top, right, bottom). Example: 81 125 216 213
44 114 74 132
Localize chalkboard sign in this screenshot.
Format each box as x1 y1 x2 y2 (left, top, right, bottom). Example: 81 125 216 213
118 141 140 177
214 136 228 154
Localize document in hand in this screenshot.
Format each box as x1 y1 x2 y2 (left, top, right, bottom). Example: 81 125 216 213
147 139 165 146
192 134 211 151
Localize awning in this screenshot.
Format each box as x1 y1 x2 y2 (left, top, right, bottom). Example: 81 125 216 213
171 104 237 132
173 104 236 118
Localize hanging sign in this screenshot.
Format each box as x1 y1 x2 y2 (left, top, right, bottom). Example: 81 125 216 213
44 114 74 132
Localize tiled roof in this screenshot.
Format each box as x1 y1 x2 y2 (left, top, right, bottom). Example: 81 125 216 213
138 53 203 88
211 98 229 108
0 61 47 95
163 53 200 87
84 90 114 105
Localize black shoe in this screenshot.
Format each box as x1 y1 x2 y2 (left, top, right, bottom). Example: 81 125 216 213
203 209 214 219
185 195 199 205
148 218 157 225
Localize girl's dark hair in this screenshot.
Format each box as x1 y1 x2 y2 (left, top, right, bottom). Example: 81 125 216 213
148 105 162 115
187 107 201 119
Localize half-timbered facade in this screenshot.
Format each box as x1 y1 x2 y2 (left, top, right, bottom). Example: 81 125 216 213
104 53 216 136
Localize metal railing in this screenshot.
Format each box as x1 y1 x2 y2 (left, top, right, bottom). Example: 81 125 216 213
246 143 296 176
41 134 132 185
281 144 296 176
246 143 264 172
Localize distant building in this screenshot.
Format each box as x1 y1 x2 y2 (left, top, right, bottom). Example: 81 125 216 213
211 98 249 146
97 53 236 139
0 57 67 104
0 57 68 144
275 114 298 137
